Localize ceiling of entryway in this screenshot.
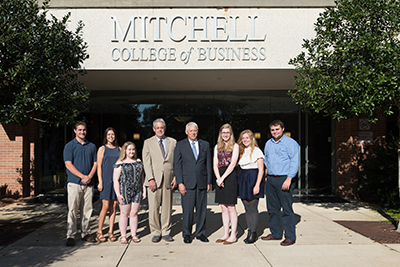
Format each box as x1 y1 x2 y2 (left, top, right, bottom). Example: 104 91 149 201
79 69 296 92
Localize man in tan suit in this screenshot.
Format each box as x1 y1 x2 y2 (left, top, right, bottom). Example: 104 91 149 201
143 118 177 242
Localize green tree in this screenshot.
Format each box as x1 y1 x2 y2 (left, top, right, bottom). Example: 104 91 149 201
0 0 89 126
289 0 400 230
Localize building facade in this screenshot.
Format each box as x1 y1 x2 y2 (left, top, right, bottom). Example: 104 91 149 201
0 0 389 198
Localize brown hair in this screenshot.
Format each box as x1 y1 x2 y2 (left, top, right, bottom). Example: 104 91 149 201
216 124 235 153
102 127 118 147
237 129 259 160
73 120 87 130
269 120 285 129
118 141 137 161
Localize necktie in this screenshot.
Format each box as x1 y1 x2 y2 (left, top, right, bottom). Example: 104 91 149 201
191 141 198 160
159 139 165 158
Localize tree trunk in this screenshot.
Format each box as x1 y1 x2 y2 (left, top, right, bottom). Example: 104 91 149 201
396 101 400 232
397 135 400 232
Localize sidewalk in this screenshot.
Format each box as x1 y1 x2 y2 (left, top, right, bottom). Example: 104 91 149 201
0 196 400 267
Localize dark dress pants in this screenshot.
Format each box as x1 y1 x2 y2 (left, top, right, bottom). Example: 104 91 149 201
181 185 207 237
266 175 296 241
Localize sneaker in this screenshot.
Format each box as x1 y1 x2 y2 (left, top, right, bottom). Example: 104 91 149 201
66 238 75 246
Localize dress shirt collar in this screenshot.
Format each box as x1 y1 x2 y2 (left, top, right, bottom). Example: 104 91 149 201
156 136 165 142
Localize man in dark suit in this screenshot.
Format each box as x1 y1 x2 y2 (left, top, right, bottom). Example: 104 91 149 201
174 122 212 244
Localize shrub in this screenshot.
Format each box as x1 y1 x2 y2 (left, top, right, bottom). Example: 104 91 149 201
357 141 399 208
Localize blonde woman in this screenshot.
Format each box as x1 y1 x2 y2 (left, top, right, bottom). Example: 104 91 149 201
113 142 146 244
237 130 264 244
213 124 239 245
96 127 120 242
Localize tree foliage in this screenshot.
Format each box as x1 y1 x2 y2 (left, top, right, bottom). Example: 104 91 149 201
289 0 400 122
289 0 400 231
0 0 89 126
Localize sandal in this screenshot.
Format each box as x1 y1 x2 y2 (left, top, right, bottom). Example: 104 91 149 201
120 236 128 244
132 235 141 243
96 232 106 242
108 232 117 242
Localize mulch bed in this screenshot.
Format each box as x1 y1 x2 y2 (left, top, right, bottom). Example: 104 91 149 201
0 222 46 246
335 220 400 243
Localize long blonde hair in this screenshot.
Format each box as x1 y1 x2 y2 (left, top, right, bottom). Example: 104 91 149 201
237 130 258 160
216 124 235 153
117 141 137 161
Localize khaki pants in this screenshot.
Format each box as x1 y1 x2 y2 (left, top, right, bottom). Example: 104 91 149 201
147 179 173 236
66 183 94 239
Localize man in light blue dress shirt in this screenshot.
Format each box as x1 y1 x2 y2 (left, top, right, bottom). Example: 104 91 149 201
262 120 299 246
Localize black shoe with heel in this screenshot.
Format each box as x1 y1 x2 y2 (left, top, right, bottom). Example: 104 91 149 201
243 231 251 243
244 232 257 244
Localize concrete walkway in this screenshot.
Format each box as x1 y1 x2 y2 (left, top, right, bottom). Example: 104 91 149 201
0 197 399 267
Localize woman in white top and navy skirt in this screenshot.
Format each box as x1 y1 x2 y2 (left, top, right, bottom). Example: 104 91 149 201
237 129 265 244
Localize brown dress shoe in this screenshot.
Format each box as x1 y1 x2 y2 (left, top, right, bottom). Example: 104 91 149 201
280 238 295 246
261 234 282 241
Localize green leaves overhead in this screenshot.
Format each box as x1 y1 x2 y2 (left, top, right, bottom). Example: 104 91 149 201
0 0 89 126
289 0 400 121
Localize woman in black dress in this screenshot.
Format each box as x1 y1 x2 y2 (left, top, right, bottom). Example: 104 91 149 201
213 124 239 245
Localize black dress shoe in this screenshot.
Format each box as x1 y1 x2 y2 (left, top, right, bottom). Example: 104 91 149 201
196 234 209 242
152 235 162 243
66 238 75 246
82 234 97 243
183 235 192 244
162 235 174 242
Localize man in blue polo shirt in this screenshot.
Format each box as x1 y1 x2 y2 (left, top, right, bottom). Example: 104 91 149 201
63 121 98 246
262 120 299 246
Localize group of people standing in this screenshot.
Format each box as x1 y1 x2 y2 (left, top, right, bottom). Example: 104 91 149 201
63 118 299 247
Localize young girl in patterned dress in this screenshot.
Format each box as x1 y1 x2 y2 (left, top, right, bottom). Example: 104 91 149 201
113 142 146 244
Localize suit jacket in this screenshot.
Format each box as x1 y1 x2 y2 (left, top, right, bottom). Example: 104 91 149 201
174 138 212 190
143 136 177 189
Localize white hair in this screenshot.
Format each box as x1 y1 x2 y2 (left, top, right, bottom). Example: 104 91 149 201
185 122 198 131
153 118 166 128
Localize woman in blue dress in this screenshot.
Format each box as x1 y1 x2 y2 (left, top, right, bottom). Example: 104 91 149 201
96 127 120 242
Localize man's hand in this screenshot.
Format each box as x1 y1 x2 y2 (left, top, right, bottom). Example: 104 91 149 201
82 175 91 185
171 180 177 189
282 177 292 191
179 183 186 196
207 184 211 193
149 179 157 192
